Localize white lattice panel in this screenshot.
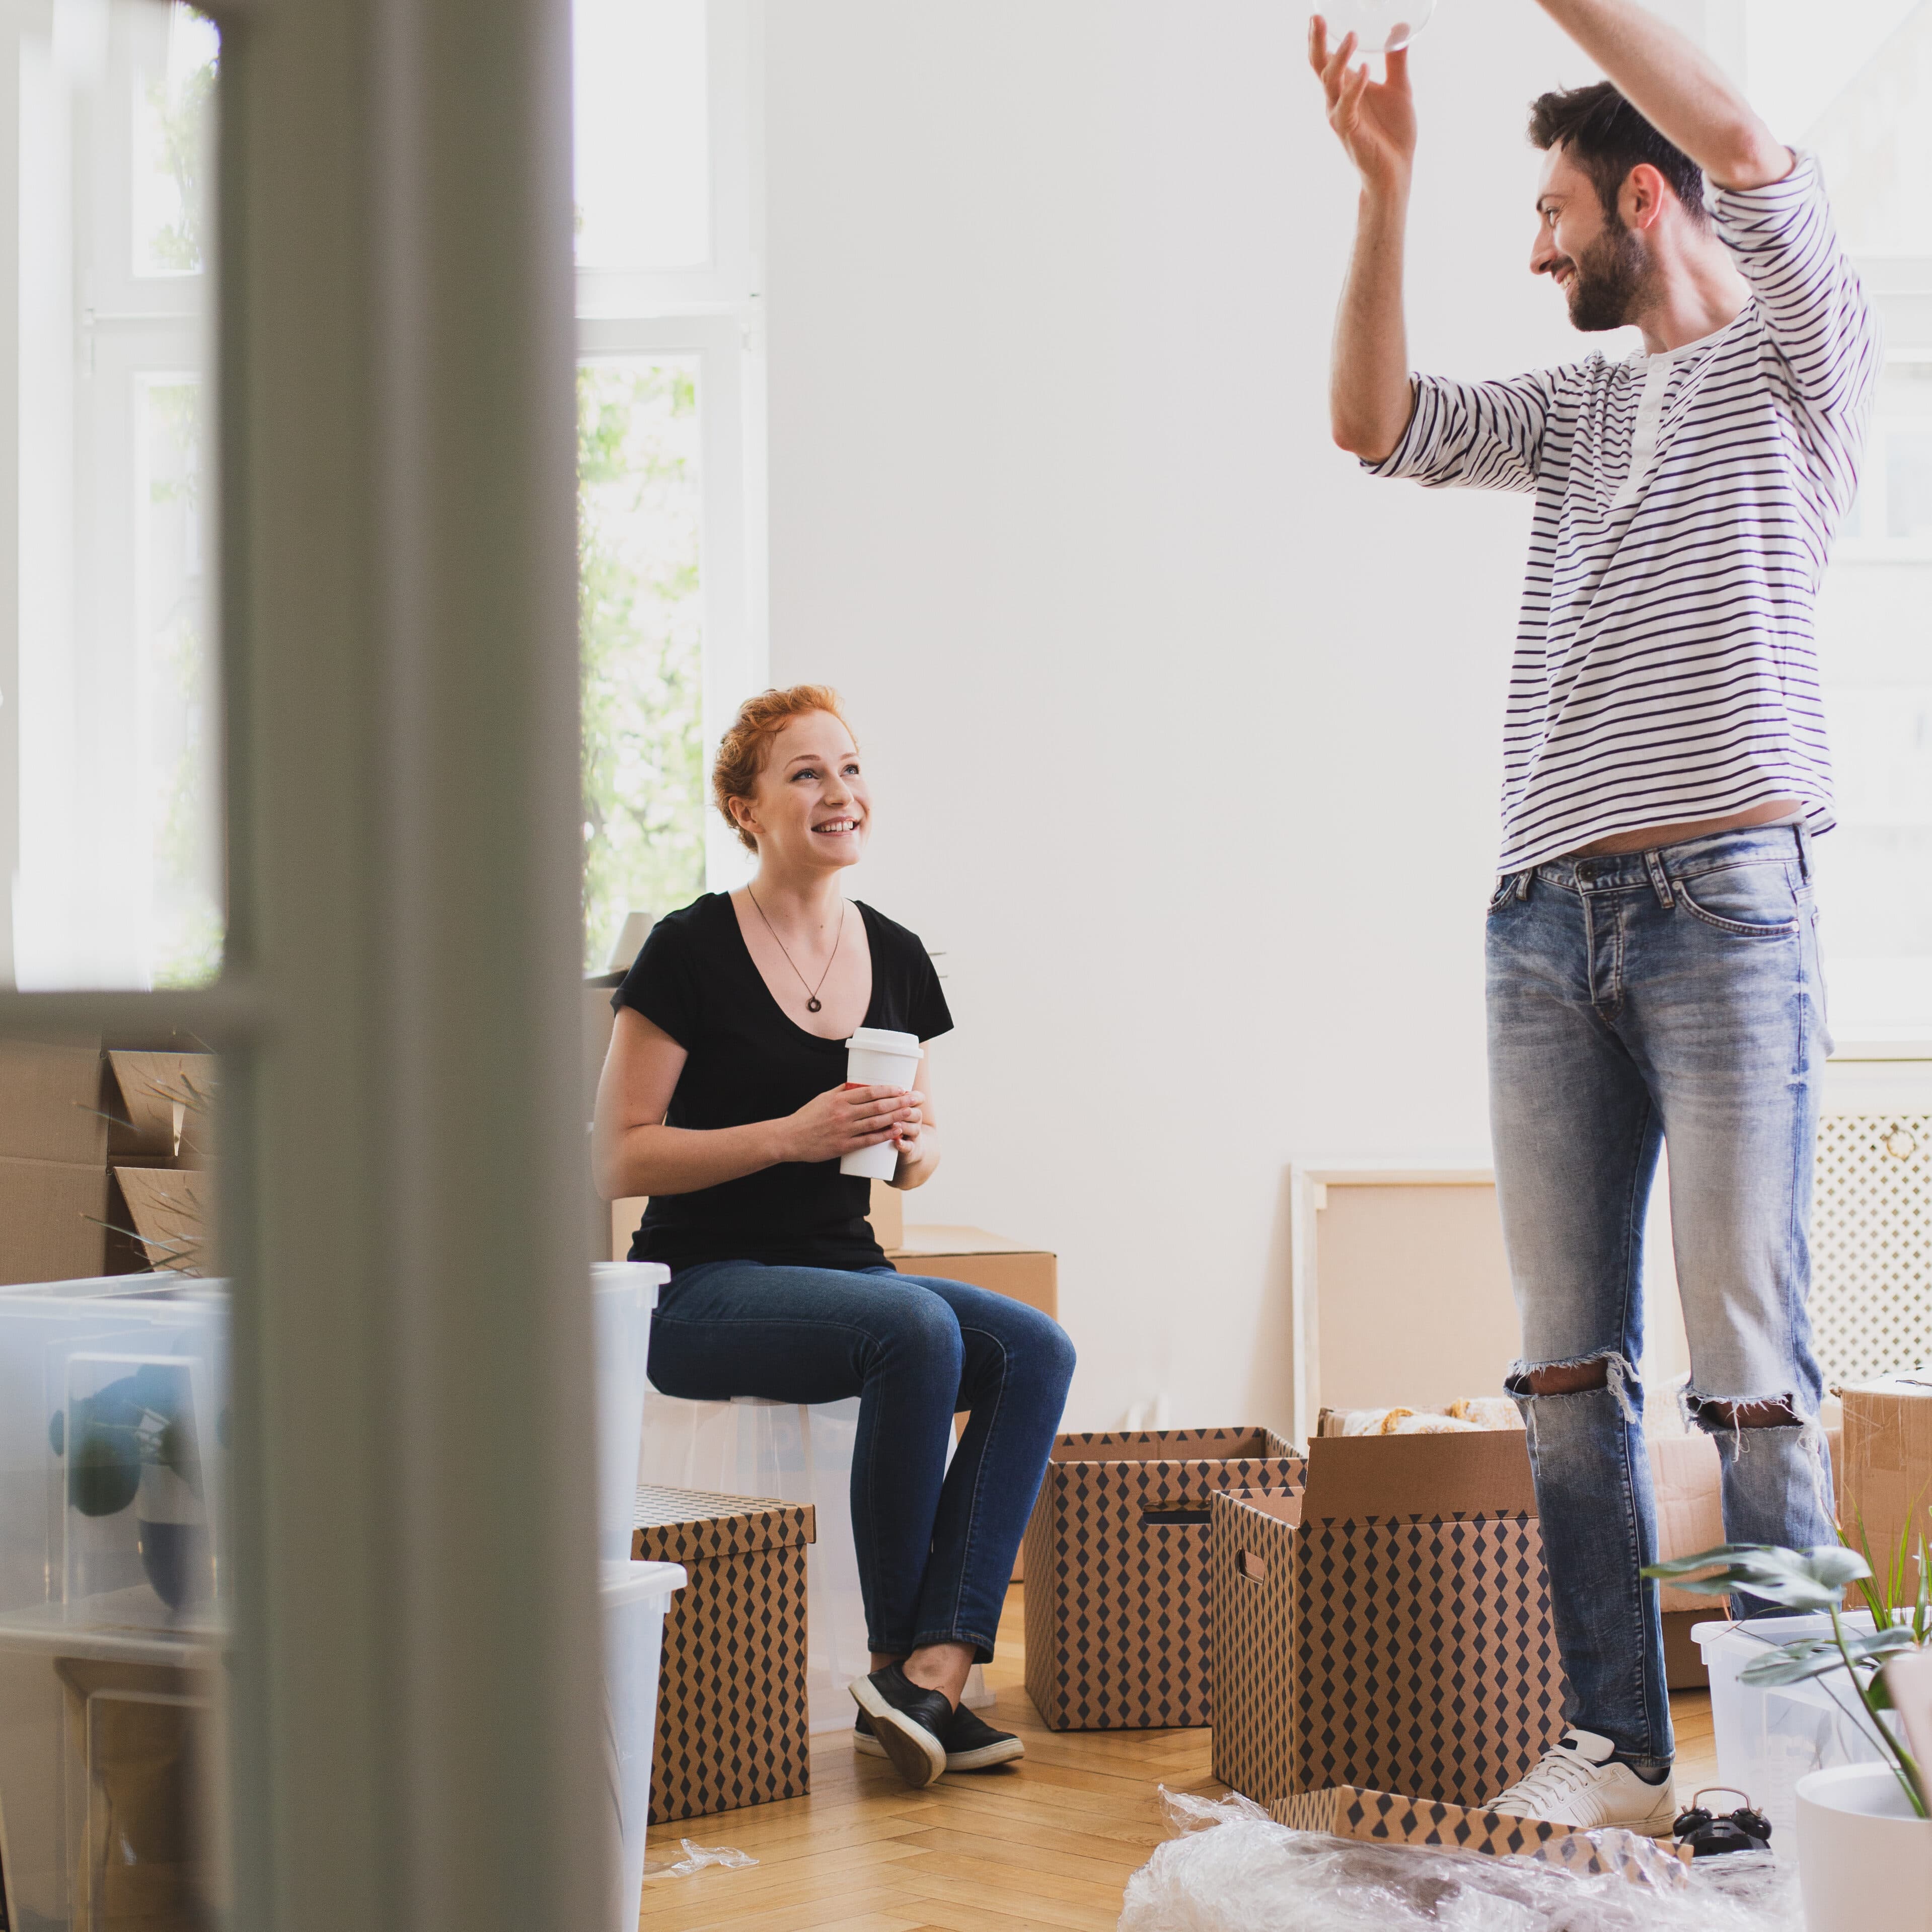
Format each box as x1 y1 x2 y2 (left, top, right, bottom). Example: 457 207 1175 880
1812 1112 1932 1385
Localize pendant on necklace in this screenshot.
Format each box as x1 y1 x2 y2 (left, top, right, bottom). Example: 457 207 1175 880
807 996 823 1013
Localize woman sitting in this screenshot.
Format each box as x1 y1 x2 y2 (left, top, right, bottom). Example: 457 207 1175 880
593 684 1076 1789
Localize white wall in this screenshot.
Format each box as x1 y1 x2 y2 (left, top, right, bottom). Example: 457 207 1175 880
762 2 1628 1432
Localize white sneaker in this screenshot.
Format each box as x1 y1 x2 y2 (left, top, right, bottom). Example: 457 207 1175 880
1485 1730 1677 1835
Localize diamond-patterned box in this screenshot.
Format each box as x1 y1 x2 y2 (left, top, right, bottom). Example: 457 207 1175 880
1210 1432 1565 1808
632 1485 814 1825
1272 1786 1688 1889
1022 1427 1303 1730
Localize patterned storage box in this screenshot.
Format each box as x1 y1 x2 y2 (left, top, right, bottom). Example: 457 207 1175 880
1272 1787 1688 1889
632 1485 814 1824
1022 1427 1303 1730
1210 1432 1565 1808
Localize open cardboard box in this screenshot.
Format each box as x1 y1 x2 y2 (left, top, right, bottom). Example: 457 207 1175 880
1211 1430 1565 1809
1024 1427 1303 1729
1841 1373 1932 1583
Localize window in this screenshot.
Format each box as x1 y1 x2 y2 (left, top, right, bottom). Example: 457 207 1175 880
573 0 766 973
7 2 219 989
1729 5 1932 1043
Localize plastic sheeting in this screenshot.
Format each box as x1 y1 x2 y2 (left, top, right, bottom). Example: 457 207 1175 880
1119 1790 1803 1932
642 1838 759 1881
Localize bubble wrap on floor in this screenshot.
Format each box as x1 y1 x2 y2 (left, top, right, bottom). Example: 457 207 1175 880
1119 1790 1802 1932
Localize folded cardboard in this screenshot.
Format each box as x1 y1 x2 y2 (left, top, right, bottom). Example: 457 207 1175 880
103 1052 216 1165
632 1485 814 1824
0 1156 110 1285
1841 1374 1932 1582
1210 1431 1565 1809
1271 1785 1688 1889
1024 1428 1303 1730
112 1168 214 1274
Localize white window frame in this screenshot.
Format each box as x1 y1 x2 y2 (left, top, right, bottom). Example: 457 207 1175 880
575 0 767 894
7 9 215 990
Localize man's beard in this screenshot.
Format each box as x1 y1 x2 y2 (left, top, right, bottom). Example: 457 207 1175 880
1558 215 1655 332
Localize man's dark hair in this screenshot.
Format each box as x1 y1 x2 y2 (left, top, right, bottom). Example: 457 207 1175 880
1528 82 1706 226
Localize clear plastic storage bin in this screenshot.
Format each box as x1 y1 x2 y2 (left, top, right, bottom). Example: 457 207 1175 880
0 1274 231 1632
0 1274 232 1930
591 1262 666 1561
637 1389 993 1729
602 1557 683 1929
1693 1612 1889 1846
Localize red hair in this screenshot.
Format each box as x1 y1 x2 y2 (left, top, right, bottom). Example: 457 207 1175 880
712 685 857 852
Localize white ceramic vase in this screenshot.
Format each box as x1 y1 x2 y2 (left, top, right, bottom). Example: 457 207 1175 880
1795 1762 1932 1931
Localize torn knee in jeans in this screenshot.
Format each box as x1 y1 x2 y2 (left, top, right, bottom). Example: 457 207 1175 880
1682 1390 1832 1513
1683 1388 1804 1436
1506 1351 1641 1430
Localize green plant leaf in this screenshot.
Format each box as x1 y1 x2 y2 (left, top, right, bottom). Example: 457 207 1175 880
1740 1625 1922 1686
1641 1542 1871 1609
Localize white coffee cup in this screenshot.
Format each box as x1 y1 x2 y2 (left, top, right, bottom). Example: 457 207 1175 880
840 1025 923 1179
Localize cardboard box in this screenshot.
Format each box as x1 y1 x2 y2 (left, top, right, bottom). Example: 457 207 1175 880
1023 1428 1302 1730
1841 1374 1932 1583
1271 1785 1687 1889
867 1178 903 1251
632 1485 814 1824
0 1039 108 1167
1210 1431 1565 1808
0 1156 110 1286
889 1225 1057 1319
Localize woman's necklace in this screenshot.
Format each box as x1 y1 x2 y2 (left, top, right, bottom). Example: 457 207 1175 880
746 886 845 1014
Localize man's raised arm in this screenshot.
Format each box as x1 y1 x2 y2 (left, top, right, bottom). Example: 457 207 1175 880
1533 0 1790 189
1311 19 1419 464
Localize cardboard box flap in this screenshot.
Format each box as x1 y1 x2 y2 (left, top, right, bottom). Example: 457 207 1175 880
630 1484 815 1566
1217 1489 1304 1530
1300 1430 1536 1521
112 1167 213 1273
1270 1787 1687 1890
105 1051 217 1161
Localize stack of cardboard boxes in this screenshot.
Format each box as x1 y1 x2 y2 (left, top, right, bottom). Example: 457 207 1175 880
0 1038 214 1284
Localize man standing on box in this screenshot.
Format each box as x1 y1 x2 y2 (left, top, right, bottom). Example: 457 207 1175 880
1312 2 1877 1831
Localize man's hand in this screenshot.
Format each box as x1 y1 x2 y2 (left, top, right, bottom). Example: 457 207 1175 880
1310 17 1417 195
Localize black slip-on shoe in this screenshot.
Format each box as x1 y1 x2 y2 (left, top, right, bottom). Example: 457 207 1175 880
936 1702 1024 1770
850 1664 950 1788
855 1704 1024 1772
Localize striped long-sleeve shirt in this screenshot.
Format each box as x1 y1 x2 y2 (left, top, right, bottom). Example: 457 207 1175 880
1369 154 1881 872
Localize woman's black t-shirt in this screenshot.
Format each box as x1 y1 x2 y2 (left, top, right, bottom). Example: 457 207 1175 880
613 893 953 1273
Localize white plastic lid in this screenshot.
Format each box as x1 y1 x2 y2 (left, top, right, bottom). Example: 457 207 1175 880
601 1558 686 1606
847 1026 920 1056
591 1259 668 1308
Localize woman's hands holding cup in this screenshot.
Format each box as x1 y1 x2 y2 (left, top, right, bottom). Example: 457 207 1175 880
782 1081 923 1165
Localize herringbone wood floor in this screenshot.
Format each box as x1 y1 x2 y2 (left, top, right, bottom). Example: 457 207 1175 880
637 1585 1721 1930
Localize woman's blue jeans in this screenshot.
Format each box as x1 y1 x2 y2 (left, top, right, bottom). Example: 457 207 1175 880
646 1261 1076 1662
1487 825 1837 1774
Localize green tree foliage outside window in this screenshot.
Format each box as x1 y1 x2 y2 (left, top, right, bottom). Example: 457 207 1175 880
578 361 707 974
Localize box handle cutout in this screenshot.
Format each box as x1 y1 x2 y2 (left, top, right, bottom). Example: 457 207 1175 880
1239 1549 1268 1582
1140 1506 1212 1527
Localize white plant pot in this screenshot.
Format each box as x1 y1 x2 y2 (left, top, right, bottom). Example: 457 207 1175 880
1795 1763 1932 1930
